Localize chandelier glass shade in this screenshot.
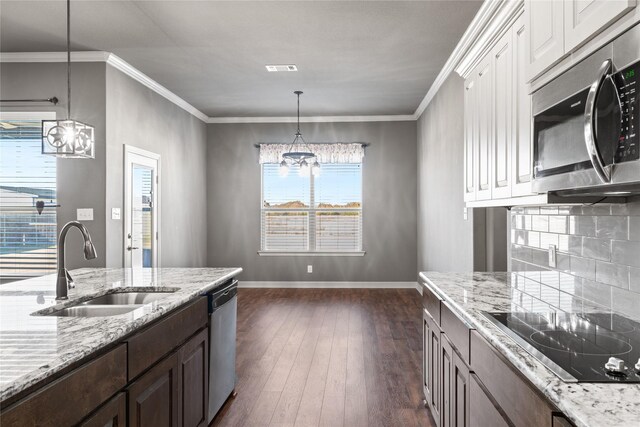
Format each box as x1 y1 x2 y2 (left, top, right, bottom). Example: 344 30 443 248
42 0 95 159
280 91 320 177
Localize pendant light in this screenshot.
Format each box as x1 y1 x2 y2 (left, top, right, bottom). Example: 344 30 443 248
42 0 95 158
280 91 320 177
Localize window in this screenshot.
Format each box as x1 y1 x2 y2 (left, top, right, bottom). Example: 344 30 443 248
0 115 57 281
261 162 363 254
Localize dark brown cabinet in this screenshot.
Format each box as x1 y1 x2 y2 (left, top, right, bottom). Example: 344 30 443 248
80 392 127 427
128 352 180 427
469 373 510 427
441 336 453 427
423 308 441 427
441 335 470 427
178 328 209 427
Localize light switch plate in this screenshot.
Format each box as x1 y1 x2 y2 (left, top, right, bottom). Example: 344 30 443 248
463 207 468 220
548 244 557 268
77 208 93 221
307 265 313 274
111 208 121 220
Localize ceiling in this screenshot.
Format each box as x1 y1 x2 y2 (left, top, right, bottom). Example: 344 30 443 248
0 1 482 118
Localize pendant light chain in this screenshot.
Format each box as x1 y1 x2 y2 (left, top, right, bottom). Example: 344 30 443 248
67 0 71 120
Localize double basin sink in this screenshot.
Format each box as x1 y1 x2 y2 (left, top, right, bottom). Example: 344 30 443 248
40 291 175 317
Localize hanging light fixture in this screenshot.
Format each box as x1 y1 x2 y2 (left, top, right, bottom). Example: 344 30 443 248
280 91 320 177
42 0 95 158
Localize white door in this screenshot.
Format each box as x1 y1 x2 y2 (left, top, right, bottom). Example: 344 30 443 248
476 57 493 201
124 146 159 268
525 0 565 81
564 0 635 52
492 28 513 199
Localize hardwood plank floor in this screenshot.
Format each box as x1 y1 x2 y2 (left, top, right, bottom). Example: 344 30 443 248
211 288 435 427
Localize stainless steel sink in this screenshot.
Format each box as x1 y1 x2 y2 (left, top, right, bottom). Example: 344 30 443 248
82 292 171 306
52 305 141 317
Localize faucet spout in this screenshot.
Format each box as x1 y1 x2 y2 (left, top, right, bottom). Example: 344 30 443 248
56 221 97 300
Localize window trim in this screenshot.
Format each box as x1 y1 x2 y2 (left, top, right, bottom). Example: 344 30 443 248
260 162 364 255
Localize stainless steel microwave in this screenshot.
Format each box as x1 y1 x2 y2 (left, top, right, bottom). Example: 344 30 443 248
532 23 640 196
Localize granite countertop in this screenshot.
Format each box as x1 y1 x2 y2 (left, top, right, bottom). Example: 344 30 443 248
0 267 242 404
419 271 640 427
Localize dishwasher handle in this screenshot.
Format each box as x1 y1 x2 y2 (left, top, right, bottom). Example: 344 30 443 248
208 279 238 313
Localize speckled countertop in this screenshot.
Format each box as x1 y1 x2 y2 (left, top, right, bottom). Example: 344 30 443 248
0 267 242 404
419 272 640 427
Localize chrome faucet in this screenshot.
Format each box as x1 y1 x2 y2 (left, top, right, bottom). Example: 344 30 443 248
56 221 97 300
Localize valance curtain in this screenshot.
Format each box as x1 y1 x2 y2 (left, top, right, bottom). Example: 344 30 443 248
258 143 365 164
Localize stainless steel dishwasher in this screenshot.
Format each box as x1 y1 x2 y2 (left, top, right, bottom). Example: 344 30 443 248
207 279 238 423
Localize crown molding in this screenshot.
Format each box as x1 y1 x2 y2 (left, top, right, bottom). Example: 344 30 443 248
0 50 208 122
207 114 416 124
413 0 524 119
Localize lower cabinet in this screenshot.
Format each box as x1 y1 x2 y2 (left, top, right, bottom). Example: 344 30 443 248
178 328 209 427
441 335 470 427
80 392 127 427
423 309 441 427
469 373 510 427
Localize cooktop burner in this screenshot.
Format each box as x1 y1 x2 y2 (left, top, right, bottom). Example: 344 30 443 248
483 312 640 383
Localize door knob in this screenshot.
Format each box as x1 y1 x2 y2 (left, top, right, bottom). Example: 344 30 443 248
127 246 139 251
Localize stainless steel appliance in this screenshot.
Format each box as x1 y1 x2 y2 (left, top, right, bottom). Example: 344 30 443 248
483 311 640 383
207 279 238 423
532 23 640 195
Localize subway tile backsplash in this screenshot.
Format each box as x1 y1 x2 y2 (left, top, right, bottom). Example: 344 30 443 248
510 201 640 319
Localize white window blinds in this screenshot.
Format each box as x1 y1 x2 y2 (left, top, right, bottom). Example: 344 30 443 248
0 120 57 281
261 161 363 253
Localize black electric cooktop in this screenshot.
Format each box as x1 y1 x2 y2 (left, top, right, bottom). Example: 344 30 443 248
483 312 640 383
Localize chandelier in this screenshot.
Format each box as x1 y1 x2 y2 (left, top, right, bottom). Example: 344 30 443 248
280 91 320 177
41 0 95 158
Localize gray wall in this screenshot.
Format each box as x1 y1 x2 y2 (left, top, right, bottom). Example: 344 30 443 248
511 201 640 319
105 66 208 267
417 73 484 272
0 62 107 270
207 121 418 282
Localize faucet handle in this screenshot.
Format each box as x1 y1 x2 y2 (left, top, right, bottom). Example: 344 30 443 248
65 270 75 289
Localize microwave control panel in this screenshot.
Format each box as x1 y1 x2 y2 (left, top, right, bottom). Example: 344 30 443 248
614 62 639 163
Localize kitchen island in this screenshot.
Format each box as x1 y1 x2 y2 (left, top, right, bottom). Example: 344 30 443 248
419 272 640 427
0 267 242 426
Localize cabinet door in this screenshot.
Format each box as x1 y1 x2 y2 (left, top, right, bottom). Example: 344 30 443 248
128 353 179 427
525 0 565 80
476 58 493 201
79 392 127 427
512 15 534 197
469 373 510 427
564 0 635 52
178 329 209 427
451 350 470 427
464 72 478 202
492 28 513 199
441 337 454 427
424 310 442 427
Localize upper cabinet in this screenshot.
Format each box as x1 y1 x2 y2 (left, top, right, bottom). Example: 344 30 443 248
564 0 636 52
525 0 636 81
525 0 565 80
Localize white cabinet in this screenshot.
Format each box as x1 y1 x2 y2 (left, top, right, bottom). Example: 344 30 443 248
464 73 478 202
476 58 493 201
564 0 636 51
512 15 534 197
491 29 513 199
525 0 565 80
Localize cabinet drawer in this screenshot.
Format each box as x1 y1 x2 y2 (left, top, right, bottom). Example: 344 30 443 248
0 344 127 427
441 301 473 365
470 331 554 427
79 392 126 427
469 373 510 427
128 297 208 380
422 281 442 325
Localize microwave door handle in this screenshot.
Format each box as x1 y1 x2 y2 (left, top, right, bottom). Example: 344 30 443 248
584 59 613 183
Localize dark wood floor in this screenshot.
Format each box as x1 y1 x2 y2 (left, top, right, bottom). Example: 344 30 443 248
211 288 435 427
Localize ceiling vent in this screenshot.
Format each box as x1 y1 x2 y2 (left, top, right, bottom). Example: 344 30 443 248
266 64 298 72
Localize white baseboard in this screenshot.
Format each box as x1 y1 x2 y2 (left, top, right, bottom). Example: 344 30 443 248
239 281 420 291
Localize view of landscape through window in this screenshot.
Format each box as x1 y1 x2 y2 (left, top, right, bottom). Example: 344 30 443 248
0 120 57 281
261 163 362 252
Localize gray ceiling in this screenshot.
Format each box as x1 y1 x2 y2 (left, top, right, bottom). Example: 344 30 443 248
0 1 482 117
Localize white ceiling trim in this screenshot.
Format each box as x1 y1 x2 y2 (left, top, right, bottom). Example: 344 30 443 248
413 0 523 119
207 114 416 124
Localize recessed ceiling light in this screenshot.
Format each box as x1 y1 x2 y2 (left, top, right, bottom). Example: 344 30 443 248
266 64 298 72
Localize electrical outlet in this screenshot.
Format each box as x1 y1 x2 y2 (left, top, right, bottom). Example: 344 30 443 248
77 208 93 221
307 265 313 274
548 244 557 268
463 207 468 220
111 208 121 220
